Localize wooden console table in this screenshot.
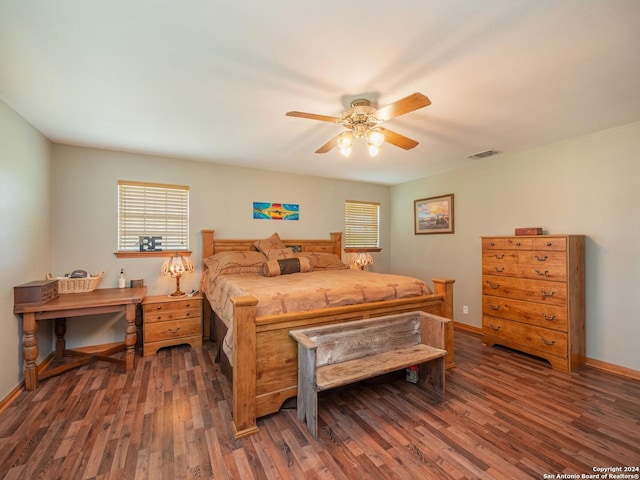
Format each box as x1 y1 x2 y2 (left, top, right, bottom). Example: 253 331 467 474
14 287 147 390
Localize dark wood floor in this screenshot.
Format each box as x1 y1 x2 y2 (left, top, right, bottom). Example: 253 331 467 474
1 329 638 479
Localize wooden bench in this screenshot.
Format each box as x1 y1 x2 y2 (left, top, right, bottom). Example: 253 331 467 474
289 311 450 438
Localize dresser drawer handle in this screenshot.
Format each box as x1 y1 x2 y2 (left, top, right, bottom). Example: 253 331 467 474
494 267 505 272
542 314 556 320
490 242 496 247
546 242 553 247
156 316 162 320
168 327 181 335
185 303 191 308
515 242 521 247
535 269 549 276
490 304 500 310
494 254 504 259
156 306 162 310
535 255 548 261
541 289 555 297
488 282 500 289
541 337 556 346
489 324 501 331
185 312 191 317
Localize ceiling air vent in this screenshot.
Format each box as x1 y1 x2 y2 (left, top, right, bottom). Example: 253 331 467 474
468 149 500 159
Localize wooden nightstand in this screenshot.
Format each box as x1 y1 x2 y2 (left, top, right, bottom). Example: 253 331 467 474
141 293 203 356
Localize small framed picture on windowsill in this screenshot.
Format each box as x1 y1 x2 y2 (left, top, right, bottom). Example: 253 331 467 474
414 193 454 235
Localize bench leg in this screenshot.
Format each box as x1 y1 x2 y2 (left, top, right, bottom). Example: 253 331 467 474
420 357 446 394
297 345 319 438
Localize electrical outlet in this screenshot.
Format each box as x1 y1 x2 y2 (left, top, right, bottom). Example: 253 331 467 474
463 305 469 314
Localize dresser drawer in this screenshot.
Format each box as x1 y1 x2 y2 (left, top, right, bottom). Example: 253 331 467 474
144 317 202 343
483 316 567 358
533 237 566 251
482 238 506 250
504 237 533 250
482 250 519 263
518 251 566 266
518 263 567 282
482 250 519 276
482 295 568 331
482 275 567 306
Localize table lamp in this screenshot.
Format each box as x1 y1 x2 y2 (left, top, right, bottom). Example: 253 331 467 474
161 253 194 297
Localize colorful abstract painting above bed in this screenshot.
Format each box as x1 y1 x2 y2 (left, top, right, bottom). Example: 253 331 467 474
200 229 455 439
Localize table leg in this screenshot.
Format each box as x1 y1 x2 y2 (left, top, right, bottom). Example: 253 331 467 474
54 318 67 361
135 303 143 353
125 303 137 372
23 312 39 391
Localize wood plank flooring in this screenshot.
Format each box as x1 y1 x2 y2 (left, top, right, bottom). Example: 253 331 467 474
1 329 638 479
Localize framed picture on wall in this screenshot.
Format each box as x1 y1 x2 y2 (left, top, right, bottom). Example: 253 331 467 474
414 194 454 234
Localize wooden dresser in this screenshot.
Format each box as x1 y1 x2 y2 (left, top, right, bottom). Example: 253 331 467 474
142 293 203 356
481 235 585 371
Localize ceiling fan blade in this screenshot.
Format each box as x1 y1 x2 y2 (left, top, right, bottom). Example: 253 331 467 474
315 134 341 154
286 111 342 123
378 127 419 150
375 92 431 122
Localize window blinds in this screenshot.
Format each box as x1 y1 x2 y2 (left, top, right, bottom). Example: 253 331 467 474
117 181 189 251
344 200 380 248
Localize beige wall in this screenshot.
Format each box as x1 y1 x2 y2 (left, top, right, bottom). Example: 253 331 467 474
390 122 640 371
0 100 52 397
50 144 391 348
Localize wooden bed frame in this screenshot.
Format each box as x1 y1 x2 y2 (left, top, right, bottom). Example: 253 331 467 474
201 229 455 439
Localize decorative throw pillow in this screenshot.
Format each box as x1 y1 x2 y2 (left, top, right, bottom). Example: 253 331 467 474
294 252 348 270
253 232 287 258
204 251 267 276
262 257 312 277
268 248 295 260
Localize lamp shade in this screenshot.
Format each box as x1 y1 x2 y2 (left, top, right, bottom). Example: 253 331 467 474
350 252 373 270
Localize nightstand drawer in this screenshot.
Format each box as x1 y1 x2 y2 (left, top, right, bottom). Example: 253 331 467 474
145 317 202 343
143 298 201 314
143 306 201 323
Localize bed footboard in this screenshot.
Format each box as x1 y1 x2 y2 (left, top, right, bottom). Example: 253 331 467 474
229 278 455 439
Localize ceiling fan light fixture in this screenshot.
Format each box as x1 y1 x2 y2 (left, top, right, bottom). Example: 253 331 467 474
337 131 354 149
340 146 353 157
367 143 381 157
367 128 385 147
338 131 354 157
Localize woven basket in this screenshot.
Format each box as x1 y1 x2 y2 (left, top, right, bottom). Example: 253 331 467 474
46 271 104 294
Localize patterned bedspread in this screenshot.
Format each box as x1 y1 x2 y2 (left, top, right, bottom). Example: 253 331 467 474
201 269 432 364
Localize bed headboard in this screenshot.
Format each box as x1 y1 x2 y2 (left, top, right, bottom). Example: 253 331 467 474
201 230 343 264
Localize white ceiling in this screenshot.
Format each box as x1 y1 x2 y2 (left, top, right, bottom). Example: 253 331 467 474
2 1 640 185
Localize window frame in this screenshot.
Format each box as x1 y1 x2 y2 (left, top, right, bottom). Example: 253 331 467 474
115 180 191 258
344 200 382 253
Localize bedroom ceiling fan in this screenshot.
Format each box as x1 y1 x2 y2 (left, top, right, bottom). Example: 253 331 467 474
286 92 431 157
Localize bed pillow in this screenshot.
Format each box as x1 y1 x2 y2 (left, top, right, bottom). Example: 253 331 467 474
253 233 289 257
294 252 348 270
262 257 312 277
267 248 295 260
204 250 267 276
